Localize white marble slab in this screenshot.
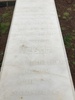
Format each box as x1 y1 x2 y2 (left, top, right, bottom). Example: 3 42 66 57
0 0 75 100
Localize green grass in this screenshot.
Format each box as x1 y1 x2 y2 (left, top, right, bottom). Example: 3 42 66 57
63 34 72 48
0 12 11 35
0 22 10 34
2 13 9 19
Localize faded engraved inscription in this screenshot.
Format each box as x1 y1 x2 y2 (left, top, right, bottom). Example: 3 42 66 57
17 2 53 95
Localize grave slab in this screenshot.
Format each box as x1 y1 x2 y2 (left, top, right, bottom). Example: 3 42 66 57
0 0 75 100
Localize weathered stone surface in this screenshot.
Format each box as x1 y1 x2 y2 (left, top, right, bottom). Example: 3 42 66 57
0 0 75 100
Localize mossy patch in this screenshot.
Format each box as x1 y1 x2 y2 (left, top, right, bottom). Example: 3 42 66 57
73 62 75 65
61 27 66 31
0 22 10 34
67 8 72 11
63 12 70 19
73 4 75 7
63 34 72 48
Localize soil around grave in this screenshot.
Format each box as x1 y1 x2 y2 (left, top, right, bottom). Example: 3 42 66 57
0 1 75 87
